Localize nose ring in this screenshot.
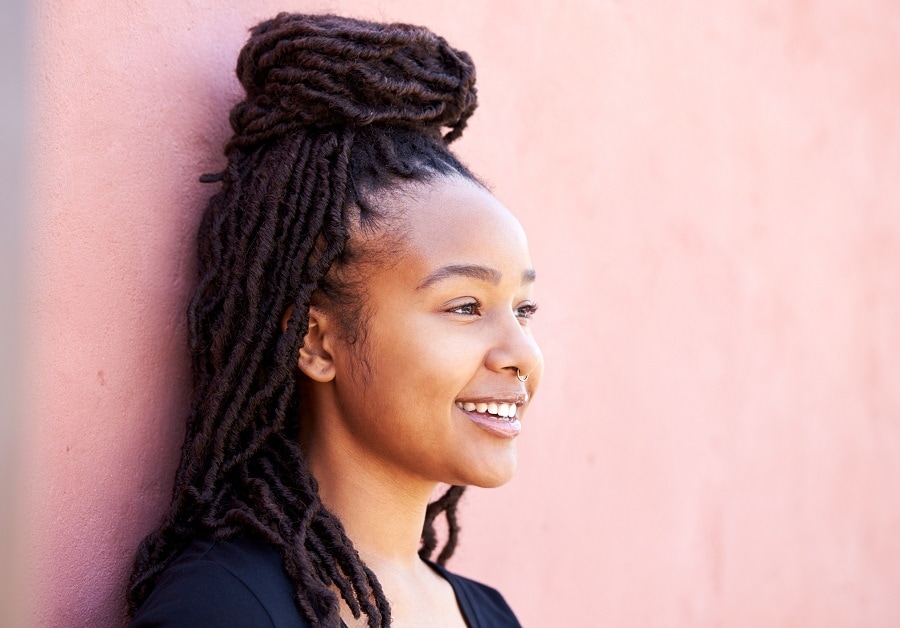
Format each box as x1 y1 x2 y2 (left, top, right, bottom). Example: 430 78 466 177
516 369 528 382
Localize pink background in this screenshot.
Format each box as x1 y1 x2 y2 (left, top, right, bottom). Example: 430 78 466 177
20 1 900 626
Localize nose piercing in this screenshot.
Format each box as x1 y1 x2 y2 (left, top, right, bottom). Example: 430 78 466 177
516 369 528 382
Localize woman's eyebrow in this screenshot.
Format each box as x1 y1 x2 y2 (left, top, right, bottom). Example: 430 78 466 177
522 268 537 284
416 264 536 290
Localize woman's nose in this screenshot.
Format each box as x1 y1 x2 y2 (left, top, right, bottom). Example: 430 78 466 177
484 312 543 381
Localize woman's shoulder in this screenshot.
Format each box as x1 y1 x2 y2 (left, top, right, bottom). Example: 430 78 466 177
426 561 523 628
130 537 307 628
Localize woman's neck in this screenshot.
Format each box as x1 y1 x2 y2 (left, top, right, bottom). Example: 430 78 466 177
298 398 468 626
304 419 437 571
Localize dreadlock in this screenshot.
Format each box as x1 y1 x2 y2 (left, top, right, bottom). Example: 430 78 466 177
127 13 479 627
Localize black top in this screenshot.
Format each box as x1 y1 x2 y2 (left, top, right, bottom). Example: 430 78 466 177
131 538 521 627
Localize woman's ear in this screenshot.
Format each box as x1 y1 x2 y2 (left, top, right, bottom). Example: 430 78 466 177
295 306 336 383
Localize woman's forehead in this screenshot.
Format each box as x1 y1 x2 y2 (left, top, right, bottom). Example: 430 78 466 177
396 177 526 248
354 176 533 288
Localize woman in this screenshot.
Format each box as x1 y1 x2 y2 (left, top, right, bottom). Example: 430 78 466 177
128 12 542 627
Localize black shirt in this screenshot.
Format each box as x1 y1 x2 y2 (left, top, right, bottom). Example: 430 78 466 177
131 538 521 627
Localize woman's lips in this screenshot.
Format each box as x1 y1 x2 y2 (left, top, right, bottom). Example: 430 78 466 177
455 403 522 438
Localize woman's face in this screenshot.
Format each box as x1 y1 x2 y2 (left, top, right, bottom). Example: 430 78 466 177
321 175 543 489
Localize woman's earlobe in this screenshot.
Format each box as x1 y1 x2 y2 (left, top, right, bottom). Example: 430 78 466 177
297 308 336 383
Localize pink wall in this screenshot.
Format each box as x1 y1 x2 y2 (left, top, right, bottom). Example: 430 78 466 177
22 1 900 626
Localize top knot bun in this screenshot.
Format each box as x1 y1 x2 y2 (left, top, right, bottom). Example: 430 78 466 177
229 13 478 149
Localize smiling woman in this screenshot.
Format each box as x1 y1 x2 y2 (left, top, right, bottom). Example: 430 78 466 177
127 13 541 628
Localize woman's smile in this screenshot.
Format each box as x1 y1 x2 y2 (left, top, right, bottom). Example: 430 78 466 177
455 401 523 437
454 392 529 437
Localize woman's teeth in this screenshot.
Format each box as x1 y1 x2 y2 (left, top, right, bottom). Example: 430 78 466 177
456 401 518 419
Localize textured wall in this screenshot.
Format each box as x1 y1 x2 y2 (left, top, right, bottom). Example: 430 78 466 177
23 1 900 626
2 0 28 626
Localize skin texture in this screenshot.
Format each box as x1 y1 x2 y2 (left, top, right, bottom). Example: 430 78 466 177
296 175 543 626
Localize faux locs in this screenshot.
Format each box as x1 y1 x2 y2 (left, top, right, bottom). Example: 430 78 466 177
127 13 479 627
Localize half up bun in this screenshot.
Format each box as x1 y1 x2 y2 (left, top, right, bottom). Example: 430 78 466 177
229 13 478 150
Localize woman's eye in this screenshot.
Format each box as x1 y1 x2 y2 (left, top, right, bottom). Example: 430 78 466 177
516 302 539 319
449 301 481 315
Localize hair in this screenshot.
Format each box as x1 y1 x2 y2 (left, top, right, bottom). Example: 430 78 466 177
127 13 481 627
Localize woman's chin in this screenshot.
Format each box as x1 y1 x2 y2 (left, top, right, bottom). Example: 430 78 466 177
471 471 516 489
455 447 518 489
